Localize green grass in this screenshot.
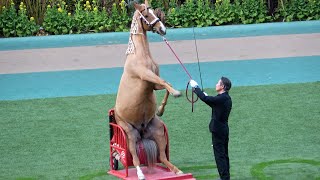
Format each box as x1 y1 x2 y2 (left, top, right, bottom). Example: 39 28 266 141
0 82 319 180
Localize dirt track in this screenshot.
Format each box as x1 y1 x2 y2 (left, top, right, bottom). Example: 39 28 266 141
0 33 319 74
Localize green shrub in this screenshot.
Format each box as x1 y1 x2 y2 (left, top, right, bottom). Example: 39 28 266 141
1 0 319 37
236 0 271 24
149 0 165 9
43 0 112 34
166 6 180 27
149 0 176 10
43 3 73 34
275 0 320 22
0 0 11 14
176 0 197 27
91 7 112 33
0 1 39 37
24 0 48 25
72 0 99 33
109 0 130 32
195 0 214 27
212 0 236 25
0 5 16 37
166 0 213 28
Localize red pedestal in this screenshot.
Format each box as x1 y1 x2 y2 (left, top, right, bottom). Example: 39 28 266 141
108 166 195 180
108 109 195 179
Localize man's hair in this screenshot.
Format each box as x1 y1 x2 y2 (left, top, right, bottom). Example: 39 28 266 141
221 76 232 91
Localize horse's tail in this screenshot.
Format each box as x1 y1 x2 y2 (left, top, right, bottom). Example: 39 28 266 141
157 90 170 117
137 138 158 167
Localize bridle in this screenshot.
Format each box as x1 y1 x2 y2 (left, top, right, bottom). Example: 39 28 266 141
137 5 160 31
126 5 162 54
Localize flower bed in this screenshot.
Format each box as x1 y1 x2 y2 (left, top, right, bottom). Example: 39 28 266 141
0 0 319 37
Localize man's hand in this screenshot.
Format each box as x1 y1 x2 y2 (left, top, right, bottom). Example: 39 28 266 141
189 79 199 88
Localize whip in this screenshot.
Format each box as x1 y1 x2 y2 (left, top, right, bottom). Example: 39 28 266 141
162 32 204 112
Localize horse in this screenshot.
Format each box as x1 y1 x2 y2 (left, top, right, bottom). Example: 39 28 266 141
114 0 183 179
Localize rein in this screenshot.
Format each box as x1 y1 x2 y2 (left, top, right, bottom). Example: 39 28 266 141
162 36 199 112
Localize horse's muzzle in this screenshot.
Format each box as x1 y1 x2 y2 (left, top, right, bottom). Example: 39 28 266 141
155 21 166 36
159 28 166 36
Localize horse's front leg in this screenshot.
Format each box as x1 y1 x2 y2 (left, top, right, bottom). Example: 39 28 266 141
156 90 169 116
136 67 181 97
115 120 145 180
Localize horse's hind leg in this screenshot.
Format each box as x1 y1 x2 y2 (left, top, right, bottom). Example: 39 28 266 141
149 116 183 174
157 90 169 117
115 120 145 179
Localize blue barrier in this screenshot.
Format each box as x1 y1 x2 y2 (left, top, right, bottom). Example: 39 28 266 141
1 21 320 51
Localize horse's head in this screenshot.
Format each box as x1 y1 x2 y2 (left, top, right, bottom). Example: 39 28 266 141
133 0 166 36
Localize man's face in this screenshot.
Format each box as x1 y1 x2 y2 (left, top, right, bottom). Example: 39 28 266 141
215 79 224 92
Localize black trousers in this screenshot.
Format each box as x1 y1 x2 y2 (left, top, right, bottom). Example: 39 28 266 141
212 131 230 180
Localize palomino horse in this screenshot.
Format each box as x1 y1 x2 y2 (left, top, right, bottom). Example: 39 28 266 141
114 0 182 179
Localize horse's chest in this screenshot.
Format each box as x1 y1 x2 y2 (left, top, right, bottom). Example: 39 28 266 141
147 62 158 73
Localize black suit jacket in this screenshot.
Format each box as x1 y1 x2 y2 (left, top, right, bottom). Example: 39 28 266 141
194 87 232 134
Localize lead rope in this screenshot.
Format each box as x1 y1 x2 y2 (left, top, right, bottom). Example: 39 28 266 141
162 36 198 112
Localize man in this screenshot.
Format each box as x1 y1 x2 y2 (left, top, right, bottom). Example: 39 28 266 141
190 77 232 180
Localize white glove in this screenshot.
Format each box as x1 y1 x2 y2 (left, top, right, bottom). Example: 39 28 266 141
203 92 208 96
189 79 199 88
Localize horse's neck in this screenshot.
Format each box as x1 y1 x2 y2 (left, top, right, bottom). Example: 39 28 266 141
134 34 151 57
126 14 151 57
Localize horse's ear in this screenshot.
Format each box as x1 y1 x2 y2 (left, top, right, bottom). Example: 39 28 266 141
145 0 149 7
154 8 165 24
133 1 142 11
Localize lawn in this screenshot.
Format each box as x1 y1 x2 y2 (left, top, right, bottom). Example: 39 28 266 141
0 82 319 180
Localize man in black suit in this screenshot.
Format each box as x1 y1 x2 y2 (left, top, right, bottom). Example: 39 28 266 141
190 77 232 180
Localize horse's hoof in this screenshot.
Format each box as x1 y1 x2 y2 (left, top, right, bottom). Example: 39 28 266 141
157 106 164 116
138 172 145 180
176 170 183 175
156 111 163 117
173 91 181 98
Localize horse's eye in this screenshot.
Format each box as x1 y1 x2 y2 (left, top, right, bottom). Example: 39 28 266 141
145 15 149 18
